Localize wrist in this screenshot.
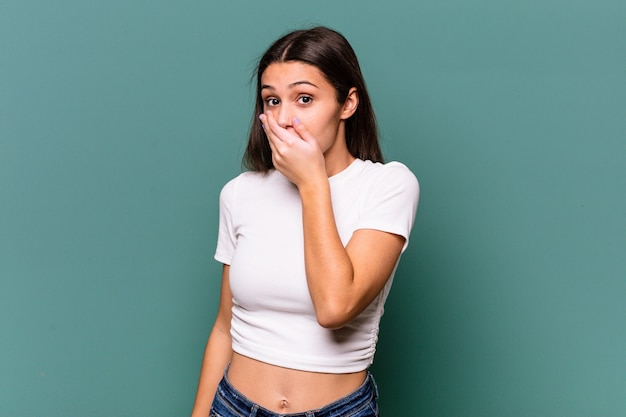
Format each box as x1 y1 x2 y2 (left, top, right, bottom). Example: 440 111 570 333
298 176 330 200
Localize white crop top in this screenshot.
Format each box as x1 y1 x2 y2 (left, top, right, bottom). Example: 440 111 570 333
215 159 419 373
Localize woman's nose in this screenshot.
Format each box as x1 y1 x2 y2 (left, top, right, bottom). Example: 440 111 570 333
276 105 292 128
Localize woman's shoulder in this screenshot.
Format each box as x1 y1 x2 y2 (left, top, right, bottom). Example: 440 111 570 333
219 169 289 200
222 169 278 188
359 159 419 187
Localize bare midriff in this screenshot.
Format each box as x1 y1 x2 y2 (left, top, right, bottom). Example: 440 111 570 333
227 352 367 413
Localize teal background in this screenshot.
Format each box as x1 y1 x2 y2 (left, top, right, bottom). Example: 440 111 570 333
1 0 624 415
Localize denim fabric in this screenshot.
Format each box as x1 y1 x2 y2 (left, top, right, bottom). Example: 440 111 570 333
209 369 379 417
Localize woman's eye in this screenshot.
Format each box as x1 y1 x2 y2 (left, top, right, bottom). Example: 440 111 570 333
265 98 280 106
298 96 313 105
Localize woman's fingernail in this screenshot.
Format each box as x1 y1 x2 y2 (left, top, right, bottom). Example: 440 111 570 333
294 117 300 125
259 114 263 121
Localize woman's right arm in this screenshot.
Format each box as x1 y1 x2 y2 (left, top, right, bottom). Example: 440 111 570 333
191 264 233 417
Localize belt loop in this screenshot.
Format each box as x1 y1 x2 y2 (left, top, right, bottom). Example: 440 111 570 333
248 404 258 417
305 412 315 417
369 372 380 400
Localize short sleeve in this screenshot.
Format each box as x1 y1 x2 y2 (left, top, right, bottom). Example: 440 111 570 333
356 162 420 252
214 177 238 265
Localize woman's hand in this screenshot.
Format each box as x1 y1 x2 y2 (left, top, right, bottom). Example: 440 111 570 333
260 111 327 189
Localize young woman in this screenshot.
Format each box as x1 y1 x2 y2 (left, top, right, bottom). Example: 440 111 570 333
192 26 419 417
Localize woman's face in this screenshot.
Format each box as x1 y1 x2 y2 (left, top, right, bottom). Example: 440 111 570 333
260 61 357 158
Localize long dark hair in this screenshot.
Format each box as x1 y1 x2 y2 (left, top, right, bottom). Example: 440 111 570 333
243 26 383 172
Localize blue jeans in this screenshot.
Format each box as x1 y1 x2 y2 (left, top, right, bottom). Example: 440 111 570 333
209 368 380 417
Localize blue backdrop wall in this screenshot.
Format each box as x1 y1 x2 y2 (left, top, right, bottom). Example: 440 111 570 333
1 1 625 415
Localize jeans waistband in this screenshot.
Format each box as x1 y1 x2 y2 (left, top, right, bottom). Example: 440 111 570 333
213 365 378 417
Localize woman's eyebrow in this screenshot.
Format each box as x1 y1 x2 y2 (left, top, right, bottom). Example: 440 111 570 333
261 80 320 90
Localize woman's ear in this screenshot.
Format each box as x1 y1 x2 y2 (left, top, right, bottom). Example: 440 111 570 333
340 87 359 120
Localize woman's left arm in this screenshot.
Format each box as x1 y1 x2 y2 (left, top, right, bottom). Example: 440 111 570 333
262 111 410 330
298 181 405 329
